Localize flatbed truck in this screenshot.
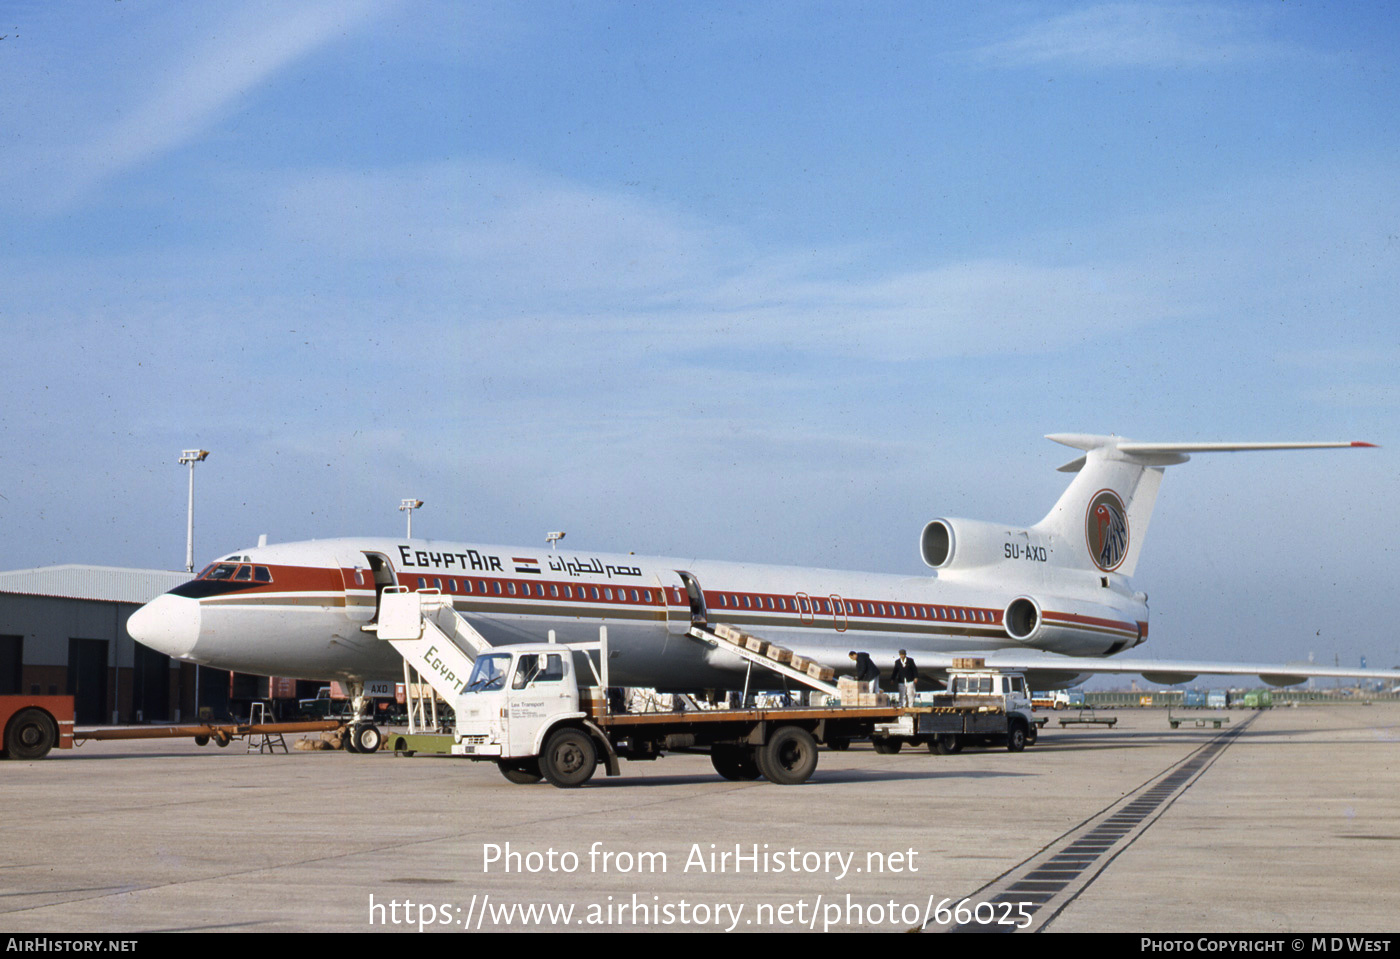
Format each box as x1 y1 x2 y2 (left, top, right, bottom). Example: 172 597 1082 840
371 588 1039 787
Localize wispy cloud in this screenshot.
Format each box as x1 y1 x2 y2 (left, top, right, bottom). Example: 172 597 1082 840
268 160 1168 364
969 2 1320 69
11 1 384 210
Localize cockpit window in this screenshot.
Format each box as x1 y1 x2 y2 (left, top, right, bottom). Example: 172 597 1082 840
465 653 512 692
199 563 272 583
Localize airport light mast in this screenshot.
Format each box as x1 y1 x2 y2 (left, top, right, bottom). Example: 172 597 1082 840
178 449 209 573
400 498 423 538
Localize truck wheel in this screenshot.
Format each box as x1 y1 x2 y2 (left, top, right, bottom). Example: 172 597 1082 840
928 734 962 755
5 709 57 760
499 759 544 784
1007 722 1027 752
194 734 210 747
872 737 903 754
710 745 760 781
756 726 818 785
540 728 597 788
214 730 231 748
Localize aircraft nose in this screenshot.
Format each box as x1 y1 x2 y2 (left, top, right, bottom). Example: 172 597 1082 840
127 593 202 659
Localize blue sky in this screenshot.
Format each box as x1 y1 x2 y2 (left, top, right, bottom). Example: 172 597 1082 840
2 1 1396 671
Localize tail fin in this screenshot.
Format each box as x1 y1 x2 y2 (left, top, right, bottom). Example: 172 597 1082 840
1032 434 1375 578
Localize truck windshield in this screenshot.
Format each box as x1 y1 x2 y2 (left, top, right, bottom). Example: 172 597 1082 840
465 654 512 692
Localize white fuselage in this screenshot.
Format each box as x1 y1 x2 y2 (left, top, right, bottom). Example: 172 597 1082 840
128 536 1147 690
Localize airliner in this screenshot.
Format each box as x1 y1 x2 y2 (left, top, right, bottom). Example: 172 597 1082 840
129 433 1398 720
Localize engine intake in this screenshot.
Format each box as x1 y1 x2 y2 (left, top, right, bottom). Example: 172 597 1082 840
921 517 1033 570
1004 596 1041 641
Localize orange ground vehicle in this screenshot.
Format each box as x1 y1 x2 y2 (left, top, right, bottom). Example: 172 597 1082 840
0 695 75 760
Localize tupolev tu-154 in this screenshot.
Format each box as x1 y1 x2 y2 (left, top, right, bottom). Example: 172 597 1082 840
128 433 1397 744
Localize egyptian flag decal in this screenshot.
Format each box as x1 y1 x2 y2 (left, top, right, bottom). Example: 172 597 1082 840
513 557 541 574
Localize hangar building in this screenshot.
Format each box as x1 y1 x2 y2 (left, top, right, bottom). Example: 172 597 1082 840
0 565 191 724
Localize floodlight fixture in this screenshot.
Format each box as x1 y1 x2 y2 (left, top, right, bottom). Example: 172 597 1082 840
179 449 210 572
399 498 424 538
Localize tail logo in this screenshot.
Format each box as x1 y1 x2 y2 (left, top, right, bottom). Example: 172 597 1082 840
1085 489 1129 572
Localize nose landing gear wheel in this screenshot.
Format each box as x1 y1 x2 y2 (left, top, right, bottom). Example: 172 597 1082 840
346 723 382 753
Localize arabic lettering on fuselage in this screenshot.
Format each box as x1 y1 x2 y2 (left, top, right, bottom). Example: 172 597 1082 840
547 555 642 579
395 545 642 579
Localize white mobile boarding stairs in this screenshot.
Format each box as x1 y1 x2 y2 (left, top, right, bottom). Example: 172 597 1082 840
687 624 841 700
369 587 495 733
370 588 844 713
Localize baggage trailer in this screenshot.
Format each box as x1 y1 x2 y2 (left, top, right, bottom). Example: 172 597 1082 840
371 589 1038 787
74 719 343 748
0 693 341 759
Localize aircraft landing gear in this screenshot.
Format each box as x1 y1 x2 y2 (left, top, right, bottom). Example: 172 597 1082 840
342 681 382 755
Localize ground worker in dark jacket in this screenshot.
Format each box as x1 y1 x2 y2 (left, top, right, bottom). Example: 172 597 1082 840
891 649 919 707
849 650 880 695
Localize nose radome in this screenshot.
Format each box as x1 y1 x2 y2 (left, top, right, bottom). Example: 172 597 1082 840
127 594 202 659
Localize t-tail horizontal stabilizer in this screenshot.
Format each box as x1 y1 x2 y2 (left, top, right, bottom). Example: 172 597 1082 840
1033 434 1375 578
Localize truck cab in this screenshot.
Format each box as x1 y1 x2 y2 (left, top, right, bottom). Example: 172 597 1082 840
946 668 1033 712
875 664 1037 755
452 645 588 762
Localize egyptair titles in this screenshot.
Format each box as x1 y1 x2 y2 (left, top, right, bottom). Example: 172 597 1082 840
396 545 642 579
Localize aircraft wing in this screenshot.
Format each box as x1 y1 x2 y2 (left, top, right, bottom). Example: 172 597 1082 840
943 650 1400 689
782 644 1400 689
